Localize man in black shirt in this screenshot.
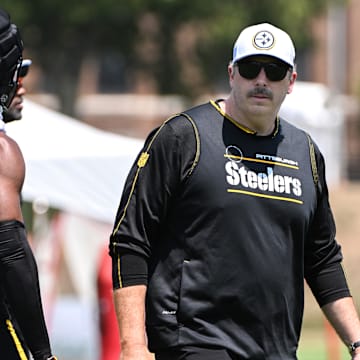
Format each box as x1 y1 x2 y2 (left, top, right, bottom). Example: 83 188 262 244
110 23 360 359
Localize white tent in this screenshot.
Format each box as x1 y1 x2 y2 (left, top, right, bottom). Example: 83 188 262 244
6 100 144 224
280 81 345 186
5 100 147 358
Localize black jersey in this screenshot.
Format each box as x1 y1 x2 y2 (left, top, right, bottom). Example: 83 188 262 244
110 101 350 359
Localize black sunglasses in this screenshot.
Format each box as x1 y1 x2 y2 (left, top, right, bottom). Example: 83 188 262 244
236 60 290 82
19 59 32 78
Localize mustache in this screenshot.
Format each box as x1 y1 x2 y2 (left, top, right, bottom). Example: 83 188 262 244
247 87 273 99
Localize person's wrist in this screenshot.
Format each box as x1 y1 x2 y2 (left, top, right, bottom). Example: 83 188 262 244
349 340 360 357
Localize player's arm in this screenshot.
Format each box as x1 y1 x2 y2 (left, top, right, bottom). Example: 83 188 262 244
0 133 25 221
109 124 171 360
305 145 360 358
0 133 55 360
113 285 153 360
322 297 360 359
110 116 197 359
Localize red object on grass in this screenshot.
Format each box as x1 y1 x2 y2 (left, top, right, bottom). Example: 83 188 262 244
97 245 121 360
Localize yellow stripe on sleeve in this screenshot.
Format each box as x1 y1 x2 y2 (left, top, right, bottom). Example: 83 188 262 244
5 319 28 360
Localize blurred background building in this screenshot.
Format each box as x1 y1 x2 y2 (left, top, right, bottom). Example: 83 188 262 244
16 0 360 179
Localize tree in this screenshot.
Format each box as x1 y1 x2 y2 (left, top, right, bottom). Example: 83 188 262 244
1 0 345 115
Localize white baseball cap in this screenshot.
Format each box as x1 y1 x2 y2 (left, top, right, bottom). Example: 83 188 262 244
232 23 295 67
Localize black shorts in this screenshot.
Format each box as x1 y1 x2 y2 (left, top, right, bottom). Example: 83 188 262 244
155 346 238 360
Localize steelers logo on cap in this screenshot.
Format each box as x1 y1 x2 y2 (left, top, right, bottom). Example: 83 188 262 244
253 30 275 50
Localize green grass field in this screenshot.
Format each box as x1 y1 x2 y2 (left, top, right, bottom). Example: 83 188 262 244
298 327 349 360
298 345 348 359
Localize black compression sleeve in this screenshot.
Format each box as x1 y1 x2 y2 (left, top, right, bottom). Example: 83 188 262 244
306 262 351 307
111 249 148 289
0 220 52 360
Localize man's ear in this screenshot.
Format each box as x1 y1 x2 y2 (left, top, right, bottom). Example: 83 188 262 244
228 63 235 79
287 71 297 94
